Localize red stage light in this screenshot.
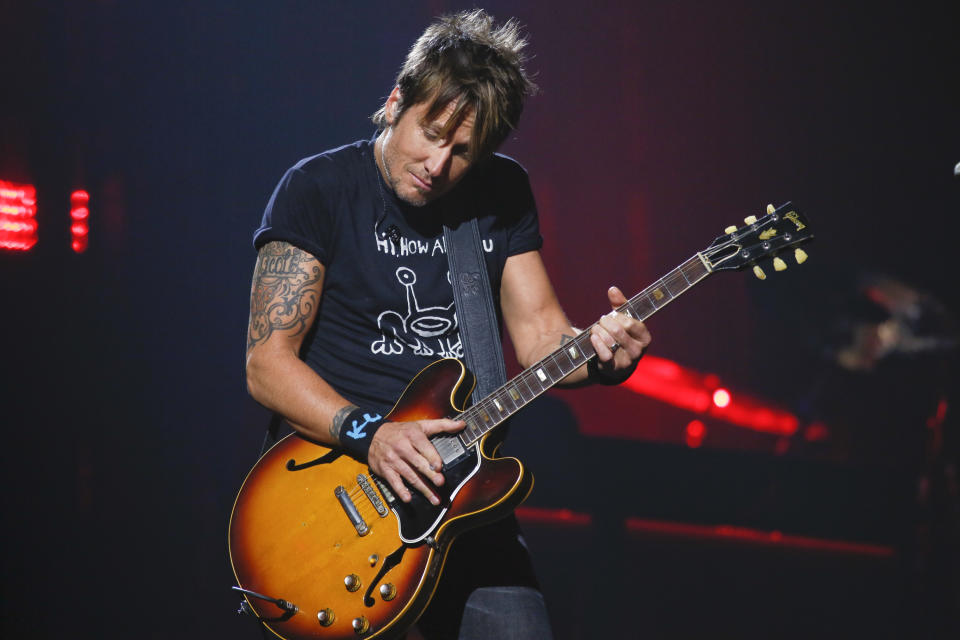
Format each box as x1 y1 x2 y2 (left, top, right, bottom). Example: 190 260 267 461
622 356 801 436
70 190 89 253
0 179 38 251
712 388 731 408
684 419 706 448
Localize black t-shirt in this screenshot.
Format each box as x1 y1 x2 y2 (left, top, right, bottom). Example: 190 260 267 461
254 138 542 414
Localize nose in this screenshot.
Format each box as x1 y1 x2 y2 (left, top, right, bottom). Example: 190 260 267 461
423 145 452 179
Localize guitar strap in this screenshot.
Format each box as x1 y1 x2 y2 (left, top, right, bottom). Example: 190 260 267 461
443 216 508 401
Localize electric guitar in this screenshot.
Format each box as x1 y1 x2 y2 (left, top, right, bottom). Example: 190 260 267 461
229 202 814 639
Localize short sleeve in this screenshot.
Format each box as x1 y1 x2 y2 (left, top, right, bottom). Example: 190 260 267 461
488 155 543 257
253 160 337 264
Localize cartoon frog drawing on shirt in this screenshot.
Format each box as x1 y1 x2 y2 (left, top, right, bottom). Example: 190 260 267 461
371 266 462 358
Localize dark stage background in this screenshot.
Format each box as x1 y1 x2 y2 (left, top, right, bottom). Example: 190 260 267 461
2 1 958 638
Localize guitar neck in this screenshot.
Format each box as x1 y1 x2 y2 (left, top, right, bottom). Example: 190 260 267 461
456 253 713 446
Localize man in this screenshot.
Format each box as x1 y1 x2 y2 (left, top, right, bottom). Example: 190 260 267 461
246 9 650 639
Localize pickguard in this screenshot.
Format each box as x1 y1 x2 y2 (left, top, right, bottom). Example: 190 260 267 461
389 445 481 543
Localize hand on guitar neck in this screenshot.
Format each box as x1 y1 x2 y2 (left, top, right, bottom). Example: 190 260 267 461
586 285 652 383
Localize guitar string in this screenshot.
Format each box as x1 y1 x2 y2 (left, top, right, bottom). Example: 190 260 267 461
338 260 723 525
341 259 709 499
342 239 798 515
460 257 693 441
329 233 798 528
457 258 712 447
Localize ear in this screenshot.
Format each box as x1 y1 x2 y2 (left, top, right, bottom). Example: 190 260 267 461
385 86 402 125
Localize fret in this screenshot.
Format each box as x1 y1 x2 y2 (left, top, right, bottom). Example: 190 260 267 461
505 383 523 405
494 388 518 414
475 401 494 426
541 356 564 381
484 397 505 422
531 362 548 384
554 347 579 377
647 289 668 309
625 297 653 321
686 259 710 283
469 424 483 442
515 376 535 402
663 271 688 296
659 275 683 298
577 334 597 360
473 410 491 438
563 340 586 369
524 367 547 388
676 263 698 285
523 370 545 394
464 415 482 441
500 387 523 415
473 413 487 439
478 405 493 427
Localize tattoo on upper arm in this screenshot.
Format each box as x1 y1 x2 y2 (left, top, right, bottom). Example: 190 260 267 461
247 241 324 350
330 404 359 441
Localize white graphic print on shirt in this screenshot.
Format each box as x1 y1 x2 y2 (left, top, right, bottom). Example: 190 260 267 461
370 266 463 359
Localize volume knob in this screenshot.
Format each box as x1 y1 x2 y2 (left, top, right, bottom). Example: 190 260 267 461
344 574 361 592
317 608 335 626
379 583 397 601
352 616 370 634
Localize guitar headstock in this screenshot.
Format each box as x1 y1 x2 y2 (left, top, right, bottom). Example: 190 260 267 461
700 202 813 277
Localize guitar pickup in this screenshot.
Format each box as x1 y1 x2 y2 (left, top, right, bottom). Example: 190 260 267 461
432 433 469 467
334 485 369 536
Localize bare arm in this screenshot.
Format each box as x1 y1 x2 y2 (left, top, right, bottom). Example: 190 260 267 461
499 250 651 386
245 241 355 443
245 241 460 504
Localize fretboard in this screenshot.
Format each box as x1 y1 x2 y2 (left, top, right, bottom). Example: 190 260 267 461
456 253 713 447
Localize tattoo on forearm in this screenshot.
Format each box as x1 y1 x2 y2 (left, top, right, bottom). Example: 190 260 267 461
330 404 359 441
247 241 323 350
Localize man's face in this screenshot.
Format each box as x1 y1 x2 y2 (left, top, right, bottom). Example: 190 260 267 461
377 88 476 207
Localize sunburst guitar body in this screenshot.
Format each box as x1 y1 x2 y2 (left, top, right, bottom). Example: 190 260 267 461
229 358 533 640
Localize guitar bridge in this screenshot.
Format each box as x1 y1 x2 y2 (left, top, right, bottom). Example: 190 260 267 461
358 474 388 517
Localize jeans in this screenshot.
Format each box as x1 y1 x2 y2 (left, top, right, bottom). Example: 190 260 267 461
456 585 553 640
414 517 554 639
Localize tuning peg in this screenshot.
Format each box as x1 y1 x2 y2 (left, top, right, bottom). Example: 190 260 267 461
773 257 787 271
753 265 767 280
794 248 808 264
766 203 775 214
744 215 758 225
724 225 737 234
